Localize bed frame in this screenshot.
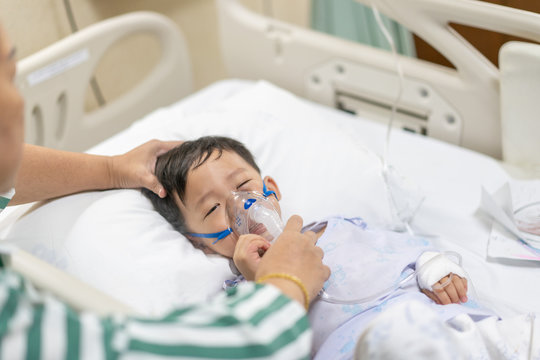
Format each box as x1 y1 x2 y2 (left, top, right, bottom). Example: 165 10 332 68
16 11 193 152
15 1 540 160
217 0 540 160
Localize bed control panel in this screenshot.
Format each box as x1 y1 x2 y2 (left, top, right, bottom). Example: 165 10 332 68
305 59 462 145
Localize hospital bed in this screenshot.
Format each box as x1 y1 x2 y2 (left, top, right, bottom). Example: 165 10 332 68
1 0 540 355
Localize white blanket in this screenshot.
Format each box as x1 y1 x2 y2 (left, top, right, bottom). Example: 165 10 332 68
353 301 539 360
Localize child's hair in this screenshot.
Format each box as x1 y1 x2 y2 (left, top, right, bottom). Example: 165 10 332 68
142 136 260 236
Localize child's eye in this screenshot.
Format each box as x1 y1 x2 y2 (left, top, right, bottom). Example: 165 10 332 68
204 203 219 219
237 179 251 190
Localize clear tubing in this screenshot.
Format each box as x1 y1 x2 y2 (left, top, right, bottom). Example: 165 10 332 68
369 1 424 234
318 251 469 305
370 1 404 173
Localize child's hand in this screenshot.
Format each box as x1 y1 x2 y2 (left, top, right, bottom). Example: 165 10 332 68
421 273 468 305
233 234 272 281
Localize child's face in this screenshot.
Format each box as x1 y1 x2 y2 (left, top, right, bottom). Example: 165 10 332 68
175 150 281 257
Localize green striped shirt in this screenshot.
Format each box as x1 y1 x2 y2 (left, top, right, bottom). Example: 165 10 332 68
0 189 15 214
0 270 311 359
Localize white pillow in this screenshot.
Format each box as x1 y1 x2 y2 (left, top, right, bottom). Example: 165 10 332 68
5 81 391 315
6 190 231 315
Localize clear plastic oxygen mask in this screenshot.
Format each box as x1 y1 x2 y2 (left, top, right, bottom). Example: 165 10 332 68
225 190 284 243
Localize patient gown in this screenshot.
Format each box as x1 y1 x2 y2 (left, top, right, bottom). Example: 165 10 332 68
307 216 494 359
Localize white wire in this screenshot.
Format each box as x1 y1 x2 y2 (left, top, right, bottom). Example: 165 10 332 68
369 1 404 172
369 1 420 234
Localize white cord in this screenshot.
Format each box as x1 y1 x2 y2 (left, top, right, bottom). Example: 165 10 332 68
370 1 404 172
369 1 424 234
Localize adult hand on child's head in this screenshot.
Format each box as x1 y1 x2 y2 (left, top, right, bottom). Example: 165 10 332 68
255 215 331 309
422 274 468 305
109 139 181 198
233 234 272 281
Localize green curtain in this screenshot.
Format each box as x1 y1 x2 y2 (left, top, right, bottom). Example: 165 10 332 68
311 0 416 57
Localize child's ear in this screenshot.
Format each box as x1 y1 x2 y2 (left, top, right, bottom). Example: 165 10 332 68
263 176 282 201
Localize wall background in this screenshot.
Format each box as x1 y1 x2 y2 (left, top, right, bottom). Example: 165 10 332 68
0 0 309 108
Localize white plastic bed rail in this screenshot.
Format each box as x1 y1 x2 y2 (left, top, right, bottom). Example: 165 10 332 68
16 11 193 152
0 246 138 316
217 0 540 159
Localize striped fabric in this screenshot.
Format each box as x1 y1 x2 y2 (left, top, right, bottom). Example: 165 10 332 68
0 188 15 214
0 270 311 359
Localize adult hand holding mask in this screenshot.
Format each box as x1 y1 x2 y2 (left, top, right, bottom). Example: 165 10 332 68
235 215 330 308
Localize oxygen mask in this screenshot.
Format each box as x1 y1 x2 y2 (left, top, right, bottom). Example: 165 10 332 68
225 190 284 243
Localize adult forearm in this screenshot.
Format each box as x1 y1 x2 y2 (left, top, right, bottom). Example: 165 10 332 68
10 140 179 205
11 144 113 204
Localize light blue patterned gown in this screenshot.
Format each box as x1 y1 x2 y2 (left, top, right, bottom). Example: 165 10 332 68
307 217 494 359
224 216 494 359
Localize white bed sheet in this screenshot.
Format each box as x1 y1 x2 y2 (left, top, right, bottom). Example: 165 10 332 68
2 79 539 320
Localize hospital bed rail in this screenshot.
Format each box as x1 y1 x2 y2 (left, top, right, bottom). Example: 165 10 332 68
15 11 193 152
217 0 540 160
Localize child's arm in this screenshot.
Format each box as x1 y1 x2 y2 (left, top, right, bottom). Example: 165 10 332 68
416 251 468 305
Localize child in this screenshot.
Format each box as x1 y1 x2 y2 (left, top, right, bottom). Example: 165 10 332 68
143 136 493 357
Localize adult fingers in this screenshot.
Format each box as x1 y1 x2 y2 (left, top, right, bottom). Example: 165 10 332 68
322 264 331 281
314 246 324 259
302 230 318 245
144 140 181 190
283 215 303 233
144 173 166 198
